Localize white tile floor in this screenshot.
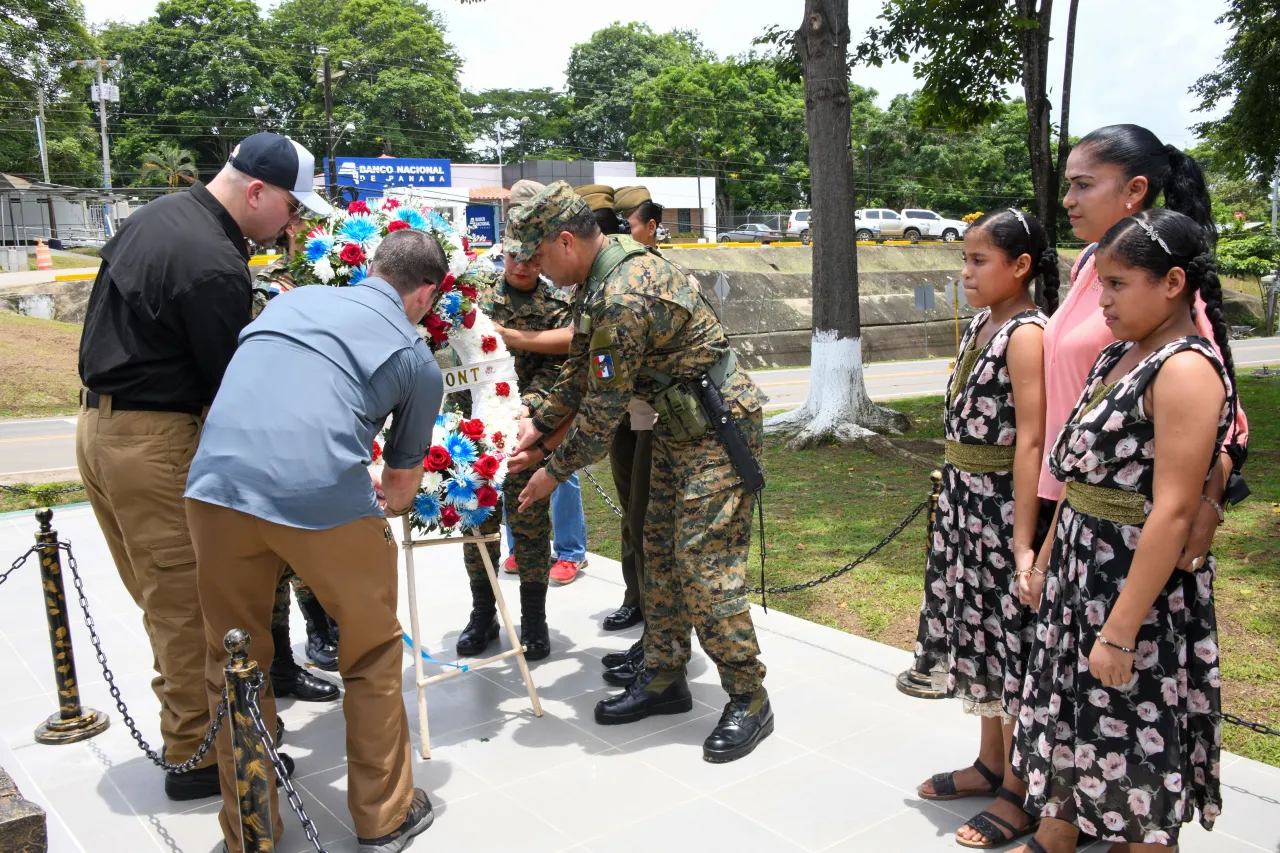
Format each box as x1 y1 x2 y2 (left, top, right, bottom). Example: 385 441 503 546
1 503 1277 853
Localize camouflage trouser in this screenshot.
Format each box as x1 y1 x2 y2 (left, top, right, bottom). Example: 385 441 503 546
463 464 553 585
271 566 320 631
643 402 766 695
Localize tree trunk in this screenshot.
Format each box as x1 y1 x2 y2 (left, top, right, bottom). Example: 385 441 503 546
1016 0 1056 268
764 0 907 447
1054 0 1080 223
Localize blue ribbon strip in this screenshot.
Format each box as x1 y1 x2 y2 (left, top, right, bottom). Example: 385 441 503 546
402 632 469 672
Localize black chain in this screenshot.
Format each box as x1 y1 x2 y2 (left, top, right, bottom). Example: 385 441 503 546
0 545 38 589
0 483 86 497
748 498 930 594
582 469 624 518
1223 712 1280 738
246 672 327 853
59 541 228 772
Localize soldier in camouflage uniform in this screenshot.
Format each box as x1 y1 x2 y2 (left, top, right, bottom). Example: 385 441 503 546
254 230 341 702
451 233 576 661
508 182 774 763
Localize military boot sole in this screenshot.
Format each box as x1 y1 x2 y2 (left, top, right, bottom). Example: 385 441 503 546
594 694 693 725
702 712 775 764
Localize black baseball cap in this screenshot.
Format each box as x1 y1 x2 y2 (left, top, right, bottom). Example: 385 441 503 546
227 132 332 216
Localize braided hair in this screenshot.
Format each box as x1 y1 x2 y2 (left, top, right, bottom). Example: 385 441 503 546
966 208 1060 315
1096 208 1236 387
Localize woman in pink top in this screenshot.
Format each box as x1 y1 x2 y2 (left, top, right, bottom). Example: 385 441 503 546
1041 125 1248 571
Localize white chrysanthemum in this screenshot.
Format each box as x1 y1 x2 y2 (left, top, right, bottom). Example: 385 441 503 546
314 257 335 283
421 470 443 492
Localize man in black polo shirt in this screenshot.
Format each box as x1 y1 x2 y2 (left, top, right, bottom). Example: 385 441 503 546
76 132 330 800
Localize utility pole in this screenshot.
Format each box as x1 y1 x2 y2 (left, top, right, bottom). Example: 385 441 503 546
35 83 58 239
319 47 336 199
694 133 703 238
68 58 119 236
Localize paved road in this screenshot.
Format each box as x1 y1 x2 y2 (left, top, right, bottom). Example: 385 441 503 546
1 336 1277 481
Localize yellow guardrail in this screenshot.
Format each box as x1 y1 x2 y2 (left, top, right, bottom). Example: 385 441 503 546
51 253 281 283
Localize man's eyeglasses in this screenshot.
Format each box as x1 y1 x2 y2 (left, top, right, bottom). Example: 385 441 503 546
266 184 302 220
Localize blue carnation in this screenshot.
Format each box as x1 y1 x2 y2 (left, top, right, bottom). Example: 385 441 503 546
459 506 493 530
337 215 379 246
349 265 367 285
441 292 461 315
444 477 476 507
395 209 427 231
413 493 440 523
426 210 451 232
304 235 333 262
444 433 477 465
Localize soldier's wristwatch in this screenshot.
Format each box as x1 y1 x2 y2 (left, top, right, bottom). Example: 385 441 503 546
535 439 552 458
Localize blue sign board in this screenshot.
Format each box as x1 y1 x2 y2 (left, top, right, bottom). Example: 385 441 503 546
466 204 498 246
331 157 452 200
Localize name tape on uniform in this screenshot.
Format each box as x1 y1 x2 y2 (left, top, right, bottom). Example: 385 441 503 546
442 356 517 394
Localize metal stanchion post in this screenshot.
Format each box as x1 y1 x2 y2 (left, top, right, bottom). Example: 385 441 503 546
896 471 948 700
225 629 275 853
32 508 110 744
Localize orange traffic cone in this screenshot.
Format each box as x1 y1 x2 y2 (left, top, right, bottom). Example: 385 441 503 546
35 240 53 270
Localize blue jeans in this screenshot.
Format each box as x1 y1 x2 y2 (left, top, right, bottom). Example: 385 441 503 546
504 472 587 562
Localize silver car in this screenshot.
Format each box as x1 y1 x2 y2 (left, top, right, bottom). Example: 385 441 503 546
718 223 780 244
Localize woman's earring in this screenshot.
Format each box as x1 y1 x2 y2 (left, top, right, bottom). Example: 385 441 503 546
1126 202 1133 210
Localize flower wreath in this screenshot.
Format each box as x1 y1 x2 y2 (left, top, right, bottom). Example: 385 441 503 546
294 196 522 537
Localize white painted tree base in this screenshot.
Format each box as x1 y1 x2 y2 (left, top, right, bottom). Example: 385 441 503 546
763 333 906 449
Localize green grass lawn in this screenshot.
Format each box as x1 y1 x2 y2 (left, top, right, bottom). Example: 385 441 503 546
26 253 101 271
581 378 1280 767
0 312 83 419
0 482 85 515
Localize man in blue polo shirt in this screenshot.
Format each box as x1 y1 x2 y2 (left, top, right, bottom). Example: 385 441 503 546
186 228 444 853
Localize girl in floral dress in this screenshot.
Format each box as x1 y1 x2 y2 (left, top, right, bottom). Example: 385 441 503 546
1012 209 1236 852
916 209 1060 848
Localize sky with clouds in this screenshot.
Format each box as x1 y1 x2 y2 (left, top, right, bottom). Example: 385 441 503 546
82 0 1232 150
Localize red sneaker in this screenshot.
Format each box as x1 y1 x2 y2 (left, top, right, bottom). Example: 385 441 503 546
549 560 582 585
503 554 518 574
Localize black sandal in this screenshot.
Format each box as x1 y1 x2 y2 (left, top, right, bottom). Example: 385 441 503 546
955 787 1038 849
919 757 1002 801
1026 839 1050 853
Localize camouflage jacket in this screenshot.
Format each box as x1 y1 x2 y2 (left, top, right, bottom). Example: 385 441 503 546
477 274 574 413
250 257 297 320
541 235 763 482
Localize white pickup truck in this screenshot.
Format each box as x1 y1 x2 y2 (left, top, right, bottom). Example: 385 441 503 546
855 208 968 242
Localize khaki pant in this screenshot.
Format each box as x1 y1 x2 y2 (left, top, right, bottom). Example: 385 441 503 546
187 500 412 851
74 397 214 768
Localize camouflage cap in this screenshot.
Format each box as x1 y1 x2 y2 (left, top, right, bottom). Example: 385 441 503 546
613 185 651 213
508 179 547 207
504 180 589 262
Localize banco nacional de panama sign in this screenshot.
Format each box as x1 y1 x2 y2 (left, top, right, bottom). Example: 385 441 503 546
335 157 452 190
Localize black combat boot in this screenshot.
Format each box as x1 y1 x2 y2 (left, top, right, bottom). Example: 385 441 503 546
601 637 643 670
518 581 551 661
271 624 339 702
299 595 339 672
456 577 499 657
594 667 693 725
603 648 645 686
702 688 774 763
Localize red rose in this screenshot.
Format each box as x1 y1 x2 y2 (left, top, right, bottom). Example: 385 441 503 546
491 431 505 449
387 220 410 233
347 200 370 215
462 308 476 329
382 198 401 210
460 284 478 300
494 382 510 397
425 313 451 344
462 236 471 252
481 335 498 354
424 445 452 472
439 272 456 293
476 484 499 508
439 506 461 527
473 454 500 479
371 439 382 464
459 418 486 440
339 243 365 266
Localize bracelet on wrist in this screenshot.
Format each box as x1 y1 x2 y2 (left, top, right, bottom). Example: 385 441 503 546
535 439 552 458
1096 633 1137 655
385 503 412 518
1201 494 1225 524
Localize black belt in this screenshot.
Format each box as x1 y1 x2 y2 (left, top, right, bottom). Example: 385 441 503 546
81 389 204 416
